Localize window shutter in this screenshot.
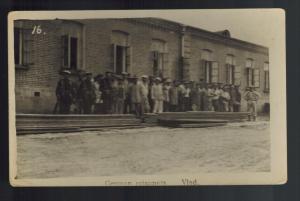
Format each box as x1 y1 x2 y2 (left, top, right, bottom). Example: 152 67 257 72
234 65 241 85
61 35 69 68
254 68 260 87
211 61 219 83
200 60 206 81
125 46 131 73
22 28 34 65
111 43 117 73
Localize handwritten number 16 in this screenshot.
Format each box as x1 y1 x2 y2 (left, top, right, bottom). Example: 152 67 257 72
32 25 42 34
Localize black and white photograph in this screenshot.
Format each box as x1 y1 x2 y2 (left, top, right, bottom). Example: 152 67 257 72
8 10 286 186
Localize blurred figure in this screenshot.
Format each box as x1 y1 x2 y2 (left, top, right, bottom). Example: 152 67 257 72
116 76 125 114
206 84 214 111
178 81 186 112
191 82 201 111
94 74 104 114
78 72 96 114
151 77 164 113
102 71 113 114
244 87 260 121
183 81 191 111
110 76 119 114
212 83 221 112
55 70 73 114
220 85 231 112
129 76 142 117
163 78 171 112
140 75 150 114
169 80 179 112
233 85 242 112
199 83 207 111
148 76 154 113
122 72 131 114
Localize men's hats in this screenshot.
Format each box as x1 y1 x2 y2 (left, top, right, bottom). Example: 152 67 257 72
129 75 138 80
165 78 172 83
141 75 148 79
121 72 129 75
155 77 162 81
60 70 71 75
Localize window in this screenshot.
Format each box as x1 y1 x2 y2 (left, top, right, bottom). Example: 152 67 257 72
62 35 78 70
61 20 83 70
200 49 218 83
151 39 168 77
14 27 33 68
225 55 236 84
111 30 130 74
264 62 269 91
246 58 260 87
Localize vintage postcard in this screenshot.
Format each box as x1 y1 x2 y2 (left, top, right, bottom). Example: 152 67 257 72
8 9 286 186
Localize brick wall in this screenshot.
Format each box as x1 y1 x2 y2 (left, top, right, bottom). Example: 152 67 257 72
80 19 181 79
187 34 269 112
14 19 269 114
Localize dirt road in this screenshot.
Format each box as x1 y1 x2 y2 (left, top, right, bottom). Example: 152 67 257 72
17 121 270 178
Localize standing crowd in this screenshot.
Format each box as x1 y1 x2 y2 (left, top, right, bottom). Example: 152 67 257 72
55 70 261 121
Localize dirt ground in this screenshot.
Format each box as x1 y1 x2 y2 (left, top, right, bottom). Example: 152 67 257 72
17 121 270 179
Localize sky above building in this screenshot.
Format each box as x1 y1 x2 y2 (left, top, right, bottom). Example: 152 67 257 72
13 9 284 48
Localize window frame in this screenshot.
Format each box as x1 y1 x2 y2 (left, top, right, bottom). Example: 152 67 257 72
62 35 79 70
225 55 236 85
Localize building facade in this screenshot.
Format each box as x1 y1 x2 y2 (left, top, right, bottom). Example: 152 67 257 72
14 18 269 114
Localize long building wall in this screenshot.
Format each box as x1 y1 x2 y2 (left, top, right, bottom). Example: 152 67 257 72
14 19 269 114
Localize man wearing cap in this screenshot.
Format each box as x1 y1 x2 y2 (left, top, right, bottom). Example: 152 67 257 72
55 70 73 114
244 87 261 121
78 72 96 114
163 78 171 112
151 77 164 113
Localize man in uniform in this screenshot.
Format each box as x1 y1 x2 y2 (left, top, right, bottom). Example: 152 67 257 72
102 71 113 114
55 70 73 114
244 87 261 121
78 72 96 114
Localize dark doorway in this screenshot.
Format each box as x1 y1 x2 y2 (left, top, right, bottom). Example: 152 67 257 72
70 37 78 69
116 45 124 74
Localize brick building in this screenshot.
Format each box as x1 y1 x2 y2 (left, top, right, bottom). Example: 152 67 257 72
14 18 269 114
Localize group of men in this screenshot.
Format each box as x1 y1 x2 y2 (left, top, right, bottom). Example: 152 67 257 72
55 70 261 121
